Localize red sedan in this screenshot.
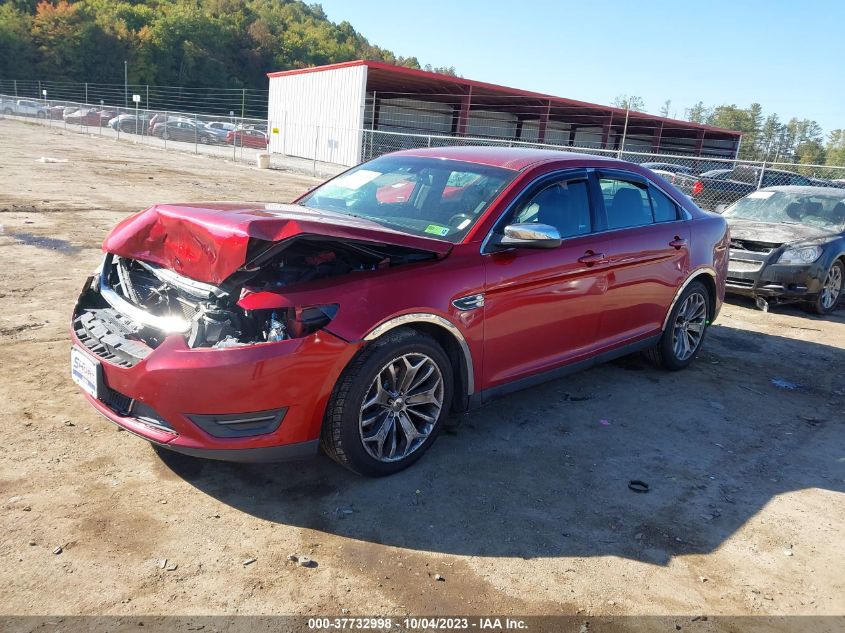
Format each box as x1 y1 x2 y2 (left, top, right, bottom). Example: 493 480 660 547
226 128 268 149
70 147 728 475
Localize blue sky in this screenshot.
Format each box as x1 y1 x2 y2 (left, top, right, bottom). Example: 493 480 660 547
316 0 844 135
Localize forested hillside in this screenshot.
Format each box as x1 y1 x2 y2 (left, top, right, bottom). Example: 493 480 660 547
0 0 455 90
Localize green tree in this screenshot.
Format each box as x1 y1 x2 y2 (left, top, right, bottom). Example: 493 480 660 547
685 101 711 124
825 130 845 167
612 94 645 112
0 4 36 78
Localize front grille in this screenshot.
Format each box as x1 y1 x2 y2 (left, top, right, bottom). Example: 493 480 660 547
99 386 175 434
74 308 152 368
729 239 778 254
100 385 132 415
728 260 764 273
726 277 755 287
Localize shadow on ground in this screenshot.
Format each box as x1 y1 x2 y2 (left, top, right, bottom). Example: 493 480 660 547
155 324 845 564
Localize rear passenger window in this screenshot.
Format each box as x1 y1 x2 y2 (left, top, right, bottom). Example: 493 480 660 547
512 178 591 238
599 178 653 229
649 187 680 222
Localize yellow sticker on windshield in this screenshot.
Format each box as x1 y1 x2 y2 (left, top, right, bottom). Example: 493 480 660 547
424 224 450 237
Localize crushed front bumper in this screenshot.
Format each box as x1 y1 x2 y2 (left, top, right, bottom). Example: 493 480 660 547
726 249 826 302
70 302 360 462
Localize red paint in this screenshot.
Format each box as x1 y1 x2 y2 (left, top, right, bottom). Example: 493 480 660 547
76 147 728 459
226 129 268 149
102 202 451 285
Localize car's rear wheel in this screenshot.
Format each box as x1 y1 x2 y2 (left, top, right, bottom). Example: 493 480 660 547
807 260 843 315
646 280 710 370
321 328 453 476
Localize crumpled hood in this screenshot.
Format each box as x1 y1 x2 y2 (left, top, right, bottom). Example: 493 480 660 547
726 218 836 246
102 202 452 284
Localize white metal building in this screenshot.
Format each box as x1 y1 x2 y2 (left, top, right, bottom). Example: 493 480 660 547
266 60 742 167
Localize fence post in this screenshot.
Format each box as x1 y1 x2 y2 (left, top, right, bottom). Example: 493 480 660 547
13 79 17 97
85 82 88 104
194 113 198 154
757 158 767 190
164 111 168 149
617 107 630 159
232 117 237 162
313 125 319 176
282 111 287 156
427 135 431 148
146 85 149 110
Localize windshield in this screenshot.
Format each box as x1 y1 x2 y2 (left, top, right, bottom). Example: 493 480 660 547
299 156 515 243
723 190 845 232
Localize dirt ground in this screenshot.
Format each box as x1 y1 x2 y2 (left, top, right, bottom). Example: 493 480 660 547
0 119 843 624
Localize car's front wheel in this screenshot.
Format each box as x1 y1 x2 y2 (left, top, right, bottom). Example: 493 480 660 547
807 259 843 315
321 328 453 476
647 280 710 370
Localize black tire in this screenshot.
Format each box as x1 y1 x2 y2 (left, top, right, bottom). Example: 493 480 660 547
646 280 710 370
37 111 46 119
321 327 454 476
805 259 843 315
3 108 13 115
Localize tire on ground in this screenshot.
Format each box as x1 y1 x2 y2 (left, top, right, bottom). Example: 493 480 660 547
645 279 711 371
321 327 454 476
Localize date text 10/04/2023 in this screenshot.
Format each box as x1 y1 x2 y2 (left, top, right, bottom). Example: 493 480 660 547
307 617 529 630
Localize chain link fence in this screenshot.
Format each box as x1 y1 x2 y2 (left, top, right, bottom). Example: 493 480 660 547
361 129 845 211
3 92 845 212
0 93 270 166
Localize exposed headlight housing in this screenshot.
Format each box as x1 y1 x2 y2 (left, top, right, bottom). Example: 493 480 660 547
777 245 822 265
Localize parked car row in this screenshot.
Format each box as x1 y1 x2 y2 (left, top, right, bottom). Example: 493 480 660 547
1 98 268 149
642 162 845 211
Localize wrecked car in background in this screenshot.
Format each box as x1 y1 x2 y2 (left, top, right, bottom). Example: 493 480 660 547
70 147 728 476
724 186 845 313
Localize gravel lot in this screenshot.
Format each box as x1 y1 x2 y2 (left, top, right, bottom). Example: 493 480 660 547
0 119 843 626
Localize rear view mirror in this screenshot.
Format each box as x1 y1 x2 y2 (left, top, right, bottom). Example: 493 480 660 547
496 223 561 249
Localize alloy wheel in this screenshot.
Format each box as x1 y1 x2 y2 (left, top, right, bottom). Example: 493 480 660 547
821 264 843 310
672 291 707 361
359 353 444 463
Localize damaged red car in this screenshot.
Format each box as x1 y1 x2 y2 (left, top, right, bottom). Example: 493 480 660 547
70 147 729 475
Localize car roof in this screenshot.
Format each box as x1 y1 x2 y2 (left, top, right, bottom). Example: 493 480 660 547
392 146 635 171
761 185 845 196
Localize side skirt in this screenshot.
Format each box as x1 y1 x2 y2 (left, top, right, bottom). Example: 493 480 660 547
466 334 662 409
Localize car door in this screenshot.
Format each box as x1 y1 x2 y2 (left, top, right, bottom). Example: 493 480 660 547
594 170 691 346
482 170 614 388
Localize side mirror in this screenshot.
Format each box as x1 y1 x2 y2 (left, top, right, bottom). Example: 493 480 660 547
495 223 561 249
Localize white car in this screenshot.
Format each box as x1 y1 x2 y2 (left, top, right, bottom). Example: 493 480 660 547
2 99 49 118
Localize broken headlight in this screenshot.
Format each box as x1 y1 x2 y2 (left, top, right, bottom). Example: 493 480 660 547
777 245 822 265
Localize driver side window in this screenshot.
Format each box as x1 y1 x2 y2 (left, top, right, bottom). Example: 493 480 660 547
511 178 592 239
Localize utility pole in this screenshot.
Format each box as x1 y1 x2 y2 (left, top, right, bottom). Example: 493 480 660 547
124 61 128 108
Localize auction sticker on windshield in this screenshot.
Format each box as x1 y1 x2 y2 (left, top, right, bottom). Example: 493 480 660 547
71 347 99 399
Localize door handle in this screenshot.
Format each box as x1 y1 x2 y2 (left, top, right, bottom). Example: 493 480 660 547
669 237 688 250
578 251 607 265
